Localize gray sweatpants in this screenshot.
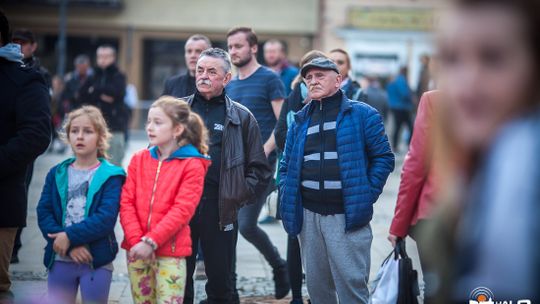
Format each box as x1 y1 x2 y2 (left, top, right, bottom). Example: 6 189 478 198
299 208 372 304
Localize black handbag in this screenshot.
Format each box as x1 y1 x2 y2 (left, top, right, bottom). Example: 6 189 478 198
396 239 420 304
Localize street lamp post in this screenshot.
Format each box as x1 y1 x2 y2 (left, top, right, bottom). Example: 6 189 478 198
56 0 68 78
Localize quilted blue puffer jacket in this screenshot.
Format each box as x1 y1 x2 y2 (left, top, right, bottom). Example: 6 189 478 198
279 91 395 235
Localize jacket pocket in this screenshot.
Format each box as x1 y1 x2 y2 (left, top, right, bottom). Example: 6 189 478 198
226 155 245 169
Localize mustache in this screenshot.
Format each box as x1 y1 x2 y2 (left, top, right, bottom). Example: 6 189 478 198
197 79 212 86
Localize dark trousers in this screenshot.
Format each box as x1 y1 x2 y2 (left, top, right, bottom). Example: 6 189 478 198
409 219 433 298
287 236 303 300
237 182 283 269
184 197 238 304
391 109 414 151
12 162 35 259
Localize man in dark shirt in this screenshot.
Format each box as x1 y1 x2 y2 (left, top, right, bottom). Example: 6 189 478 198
78 45 127 166
183 48 271 304
162 34 211 97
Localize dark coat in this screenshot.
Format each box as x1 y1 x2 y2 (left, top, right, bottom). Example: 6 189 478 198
0 58 51 228
162 72 196 98
185 94 272 228
78 64 127 132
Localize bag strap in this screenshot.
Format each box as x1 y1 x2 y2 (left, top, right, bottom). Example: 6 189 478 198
395 238 409 259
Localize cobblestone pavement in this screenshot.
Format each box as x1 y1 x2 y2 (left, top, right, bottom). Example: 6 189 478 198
8 133 420 304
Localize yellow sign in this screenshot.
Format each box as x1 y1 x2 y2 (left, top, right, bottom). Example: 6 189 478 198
347 8 435 31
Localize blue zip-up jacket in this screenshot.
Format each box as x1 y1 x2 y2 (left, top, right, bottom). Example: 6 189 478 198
279 91 395 235
37 158 125 269
386 74 413 110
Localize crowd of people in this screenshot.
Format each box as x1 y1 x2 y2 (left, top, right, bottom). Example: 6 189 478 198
1 0 540 303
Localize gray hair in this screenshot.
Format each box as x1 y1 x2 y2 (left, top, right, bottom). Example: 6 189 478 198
186 34 212 49
199 48 232 73
74 54 90 65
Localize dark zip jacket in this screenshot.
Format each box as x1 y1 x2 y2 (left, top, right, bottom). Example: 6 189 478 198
185 93 272 228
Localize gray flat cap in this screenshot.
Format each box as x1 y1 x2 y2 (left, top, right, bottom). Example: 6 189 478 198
300 57 340 77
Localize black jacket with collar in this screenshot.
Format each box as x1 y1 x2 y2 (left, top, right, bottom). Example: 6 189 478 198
78 64 127 132
0 58 51 227
185 93 272 228
162 72 196 98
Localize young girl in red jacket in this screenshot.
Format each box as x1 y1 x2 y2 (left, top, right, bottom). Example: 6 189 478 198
120 96 210 304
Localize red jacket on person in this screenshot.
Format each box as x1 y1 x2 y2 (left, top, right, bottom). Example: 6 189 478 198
389 91 440 238
120 145 210 258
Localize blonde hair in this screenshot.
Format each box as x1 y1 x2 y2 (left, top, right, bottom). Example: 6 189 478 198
60 105 112 159
151 96 209 155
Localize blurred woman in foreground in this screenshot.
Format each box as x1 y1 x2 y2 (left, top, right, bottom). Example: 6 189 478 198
424 0 540 301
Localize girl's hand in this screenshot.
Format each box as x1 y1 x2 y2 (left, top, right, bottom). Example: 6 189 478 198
48 232 70 257
387 234 399 248
69 246 93 264
129 241 155 260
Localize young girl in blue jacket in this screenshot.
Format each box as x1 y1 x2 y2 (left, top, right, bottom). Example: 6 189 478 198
37 106 125 304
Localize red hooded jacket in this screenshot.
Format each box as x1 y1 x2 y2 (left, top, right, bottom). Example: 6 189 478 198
120 145 210 257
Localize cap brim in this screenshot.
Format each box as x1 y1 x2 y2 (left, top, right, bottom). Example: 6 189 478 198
301 64 339 78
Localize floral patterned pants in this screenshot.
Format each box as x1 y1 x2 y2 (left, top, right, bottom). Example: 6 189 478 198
127 255 186 304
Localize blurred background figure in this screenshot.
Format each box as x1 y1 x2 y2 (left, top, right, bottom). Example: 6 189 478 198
416 54 431 101
49 75 67 154
363 76 389 122
422 0 540 301
12 28 51 90
261 38 298 225
264 39 299 96
62 54 93 111
387 66 414 153
162 34 211 98
329 48 365 101
78 45 127 167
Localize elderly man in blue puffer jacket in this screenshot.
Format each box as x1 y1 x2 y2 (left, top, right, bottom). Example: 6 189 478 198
279 57 394 304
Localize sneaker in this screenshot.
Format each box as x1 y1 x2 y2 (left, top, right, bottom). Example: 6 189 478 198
273 263 291 299
195 260 207 280
259 215 277 224
290 299 304 304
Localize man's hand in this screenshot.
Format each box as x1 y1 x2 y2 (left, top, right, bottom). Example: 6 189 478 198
129 241 155 261
69 246 93 264
48 232 70 257
100 94 114 103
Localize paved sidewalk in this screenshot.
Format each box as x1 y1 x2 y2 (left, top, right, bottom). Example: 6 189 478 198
8 135 419 304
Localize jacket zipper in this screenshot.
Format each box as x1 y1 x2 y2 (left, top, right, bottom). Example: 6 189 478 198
171 232 177 253
147 160 163 231
217 117 229 230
